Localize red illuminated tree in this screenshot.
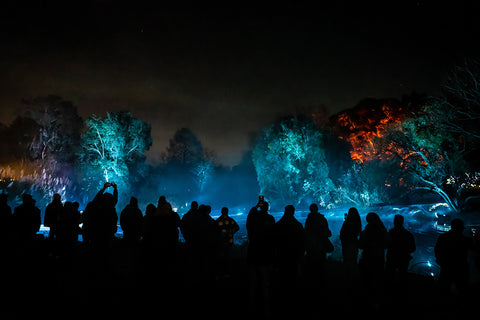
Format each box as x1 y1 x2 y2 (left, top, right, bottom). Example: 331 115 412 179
332 98 406 163
331 99 408 206
331 96 473 211
380 103 467 211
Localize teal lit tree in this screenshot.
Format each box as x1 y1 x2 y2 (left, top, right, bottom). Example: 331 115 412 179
78 111 152 203
380 102 468 211
252 116 335 208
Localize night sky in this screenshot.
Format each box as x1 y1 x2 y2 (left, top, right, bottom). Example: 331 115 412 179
1 1 478 166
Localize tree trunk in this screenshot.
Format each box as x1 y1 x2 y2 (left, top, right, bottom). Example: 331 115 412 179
414 186 459 212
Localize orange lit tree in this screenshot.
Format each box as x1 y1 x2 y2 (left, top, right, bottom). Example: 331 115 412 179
331 99 408 207
334 97 471 211
381 102 467 211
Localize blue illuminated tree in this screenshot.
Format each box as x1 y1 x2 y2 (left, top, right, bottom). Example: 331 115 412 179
161 127 215 203
78 111 152 203
252 116 335 208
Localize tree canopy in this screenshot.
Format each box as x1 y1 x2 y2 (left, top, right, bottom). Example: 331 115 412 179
78 111 152 203
1 60 480 213
252 116 335 208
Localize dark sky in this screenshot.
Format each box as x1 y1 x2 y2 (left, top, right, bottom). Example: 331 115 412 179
1 1 478 165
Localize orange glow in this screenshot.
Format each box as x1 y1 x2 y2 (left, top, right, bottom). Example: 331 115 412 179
334 103 431 177
335 104 404 163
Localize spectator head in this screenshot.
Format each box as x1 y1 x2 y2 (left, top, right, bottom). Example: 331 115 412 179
394 214 404 228
221 207 228 215
191 201 198 210
205 205 212 215
158 196 167 205
103 192 115 207
145 203 156 216
130 196 138 206
348 207 359 217
22 193 33 205
366 212 386 232
258 201 269 213
284 204 295 216
309 203 318 213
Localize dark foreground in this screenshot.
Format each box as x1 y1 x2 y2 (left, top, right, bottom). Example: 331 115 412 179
1 239 478 320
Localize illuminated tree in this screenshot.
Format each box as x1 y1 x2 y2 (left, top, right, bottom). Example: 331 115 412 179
332 95 478 211
191 160 213 192
161 127 214 200
252 116 335 208
22 95 83 164
381 103 467 211
333 99 406 163
1 96 82 172
164 127 204 166
332 99 408 206
2 117 40 163
0 96 82 209
440 59 480 141
78 111 152 201
334 162 391 207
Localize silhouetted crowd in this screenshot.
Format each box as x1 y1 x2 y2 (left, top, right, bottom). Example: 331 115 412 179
0 183 478 318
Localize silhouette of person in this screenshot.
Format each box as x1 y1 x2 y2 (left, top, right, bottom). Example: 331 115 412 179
435 218 474 298
180 201 198 247
13 193 41 245
178 201 203 286
0 193 12 248
193 204 220 281
145 203 156 215
83 182 118 244
275 204 305 308
141 202 155 235
44 193 63 241
11 193 41 298
140 203 155 268
120 197 143 245
12 193 42 286
216 206 239 277
305 203 332 284
142 196 180 271
246 199 275 317
358 212 388 303
340 207 362 284
82 182 118 273
155 196 181 256
56 201 80 266
385 214 415 294
0 193 13 271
